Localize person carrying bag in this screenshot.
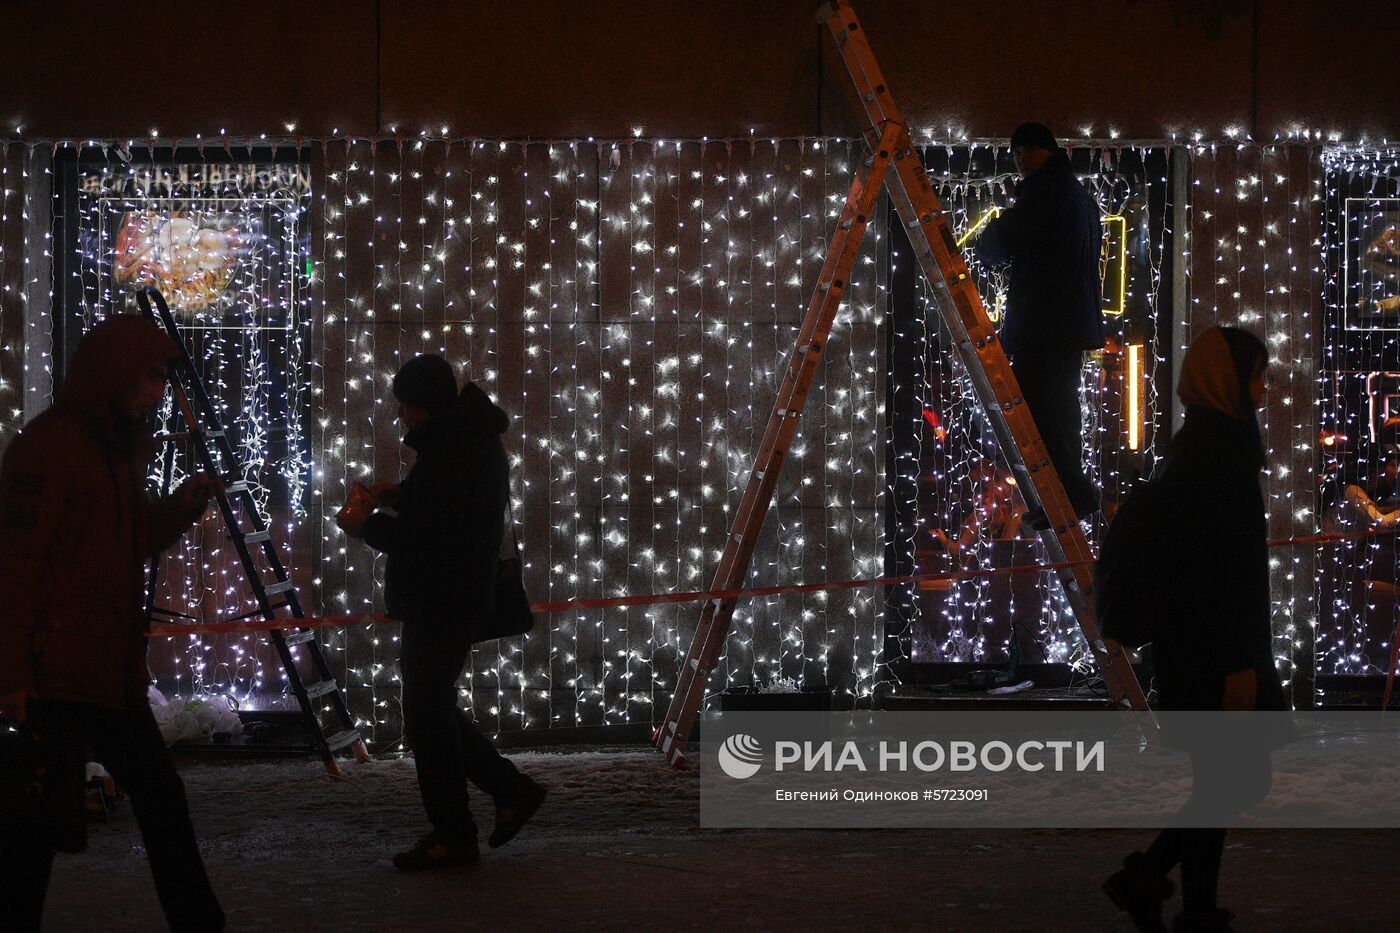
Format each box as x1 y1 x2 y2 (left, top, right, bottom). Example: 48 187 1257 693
337 355 545 870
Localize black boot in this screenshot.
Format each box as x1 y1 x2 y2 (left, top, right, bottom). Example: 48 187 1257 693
1172 908 1235 933
1103 851 1175 933
488 776 547 848
392 830 480 871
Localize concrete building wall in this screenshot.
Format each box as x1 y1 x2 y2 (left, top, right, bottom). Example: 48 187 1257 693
1 1 1394 143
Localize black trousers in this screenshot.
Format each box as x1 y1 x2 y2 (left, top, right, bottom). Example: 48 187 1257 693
399 622 521 837
1145 745 1273 915
1 698 224 933
1010 348 1098 511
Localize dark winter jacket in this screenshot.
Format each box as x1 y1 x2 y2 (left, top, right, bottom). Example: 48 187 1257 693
362 383 509 626
976 150 1105 357
1151 407 1287 712
0 316 203 709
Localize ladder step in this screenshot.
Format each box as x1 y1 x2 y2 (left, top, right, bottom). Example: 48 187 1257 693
285 630 317 647
325 729 362 752
238 529 272 545
225 481 251 495
304 680 340 700
263 580 295 597
149 604 198 620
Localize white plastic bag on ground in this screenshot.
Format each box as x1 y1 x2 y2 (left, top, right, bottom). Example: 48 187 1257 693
147 686 243 745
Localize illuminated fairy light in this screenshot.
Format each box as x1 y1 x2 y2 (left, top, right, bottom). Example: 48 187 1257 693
1189 141 1321 703
1316 144 1400 687
0 132 1385 737
44 154 317 710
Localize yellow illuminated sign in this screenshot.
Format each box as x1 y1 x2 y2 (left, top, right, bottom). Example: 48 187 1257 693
1101 213 1128 317
1126 342 1143 451
956 206 1001 248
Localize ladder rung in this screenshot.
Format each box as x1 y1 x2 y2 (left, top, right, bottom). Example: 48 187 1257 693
149 606 198 621
285 630 317 647
325 729 361 752
304 680 339 700
156 431 193 442
238 529 272 545
263 580 295 597
221 603 283 623
225 481 251 495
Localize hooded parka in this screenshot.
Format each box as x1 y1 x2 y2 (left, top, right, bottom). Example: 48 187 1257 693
0 316 204 710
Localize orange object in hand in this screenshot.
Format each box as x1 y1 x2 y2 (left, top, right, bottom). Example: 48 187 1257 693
336 482 375 537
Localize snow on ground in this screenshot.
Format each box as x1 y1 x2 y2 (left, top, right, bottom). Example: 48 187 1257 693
36 746 1400 932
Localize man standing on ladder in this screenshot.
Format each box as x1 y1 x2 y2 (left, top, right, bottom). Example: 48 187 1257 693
978 122 1105 530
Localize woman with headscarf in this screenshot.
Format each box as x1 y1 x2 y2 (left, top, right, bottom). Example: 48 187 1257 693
1103 326 1285 933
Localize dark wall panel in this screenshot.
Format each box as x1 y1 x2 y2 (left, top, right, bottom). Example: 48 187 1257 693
379 0 819 140
1257 0 1400 142
2 1 1398 142
818 0 1256 141
0 1 378 138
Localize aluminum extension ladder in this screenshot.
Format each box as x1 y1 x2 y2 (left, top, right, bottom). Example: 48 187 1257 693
653 0 1147 769
138 286 369 776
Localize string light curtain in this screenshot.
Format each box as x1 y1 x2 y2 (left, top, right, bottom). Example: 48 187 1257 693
0 145 27 444
1318 145 1400 683
0 138 1343 736
106 137 883 743
1185 142 1321 706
